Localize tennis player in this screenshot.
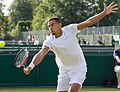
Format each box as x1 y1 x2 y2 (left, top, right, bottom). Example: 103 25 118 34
24 2 118 92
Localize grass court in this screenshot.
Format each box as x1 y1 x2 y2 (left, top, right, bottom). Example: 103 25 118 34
0 86 119 92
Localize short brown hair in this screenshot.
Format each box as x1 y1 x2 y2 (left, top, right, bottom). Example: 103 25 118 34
48 17 61 23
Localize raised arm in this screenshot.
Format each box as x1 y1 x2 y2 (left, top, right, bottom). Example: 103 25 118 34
24 46 49 75
77 2 118 30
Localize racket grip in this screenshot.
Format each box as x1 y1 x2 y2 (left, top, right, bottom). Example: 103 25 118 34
29 62 35 69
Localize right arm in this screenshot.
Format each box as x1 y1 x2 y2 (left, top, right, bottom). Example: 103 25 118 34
24 46 49 75
115 56 120 63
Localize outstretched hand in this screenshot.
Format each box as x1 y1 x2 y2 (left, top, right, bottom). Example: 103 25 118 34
104 2 118 15
24 67 32 75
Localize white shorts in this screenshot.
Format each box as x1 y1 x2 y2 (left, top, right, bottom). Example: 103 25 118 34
57 68 86 91
114 65 120 73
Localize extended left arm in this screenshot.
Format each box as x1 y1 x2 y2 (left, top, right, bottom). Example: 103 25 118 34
77 2 118 30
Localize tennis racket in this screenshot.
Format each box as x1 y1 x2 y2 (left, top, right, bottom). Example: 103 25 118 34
14 48 29 68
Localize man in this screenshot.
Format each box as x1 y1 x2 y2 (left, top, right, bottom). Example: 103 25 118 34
32 36 39 45
111 36 115 47
113 40 120 88
24 2 118 92
82 39 86 45
98 40 105 46
113 47 120 88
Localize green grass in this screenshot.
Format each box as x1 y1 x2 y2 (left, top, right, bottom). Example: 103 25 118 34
81 87 120 92
0 86 119 92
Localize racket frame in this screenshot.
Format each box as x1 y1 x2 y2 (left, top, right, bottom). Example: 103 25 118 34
14 48 29 68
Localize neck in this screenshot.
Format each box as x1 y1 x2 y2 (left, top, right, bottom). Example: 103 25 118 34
55 29 63 38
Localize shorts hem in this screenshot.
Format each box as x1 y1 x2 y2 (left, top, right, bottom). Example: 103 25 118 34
69 81 82 88
57 89 68 92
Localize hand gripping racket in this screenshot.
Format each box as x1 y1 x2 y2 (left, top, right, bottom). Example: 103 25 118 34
14 48 29 68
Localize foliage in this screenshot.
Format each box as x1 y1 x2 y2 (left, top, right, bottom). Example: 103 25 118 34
8 0 33 29
0 1 3 17
9 22 20 39
0 16 12 40
96 0 120 26
7 0 120 34
17 20 31 32
29 0 42 14
9 20 31 39
32 0 55 31
0 1 11 40
32 0 98 30
57 0 97 26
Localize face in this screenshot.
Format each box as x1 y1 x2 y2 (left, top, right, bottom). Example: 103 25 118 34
48 20 61 36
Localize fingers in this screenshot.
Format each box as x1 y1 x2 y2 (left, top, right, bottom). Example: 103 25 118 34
109 2 115 7
107 2 118 9
104 1 118 14
24 68 29 75
24 67 32 75
112 11 117 13
111 4 118 8
111 4 118 13
104 3 106 9
112 8 119 11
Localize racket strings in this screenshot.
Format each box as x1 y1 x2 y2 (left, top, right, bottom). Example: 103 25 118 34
16 50 28 66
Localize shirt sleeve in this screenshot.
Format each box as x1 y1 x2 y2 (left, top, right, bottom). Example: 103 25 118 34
63 24 78 35
42 36 52 49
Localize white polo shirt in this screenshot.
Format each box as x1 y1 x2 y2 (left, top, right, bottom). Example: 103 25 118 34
43 24 87 71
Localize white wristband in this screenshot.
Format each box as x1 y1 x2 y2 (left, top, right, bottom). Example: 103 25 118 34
29 62 35 69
